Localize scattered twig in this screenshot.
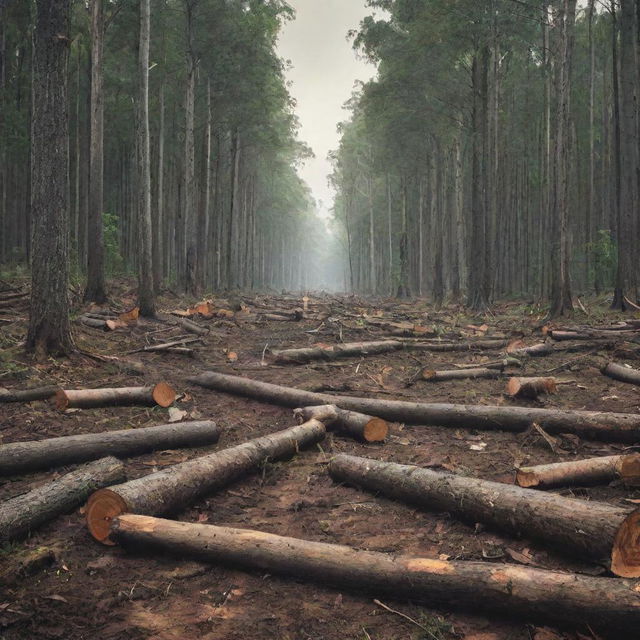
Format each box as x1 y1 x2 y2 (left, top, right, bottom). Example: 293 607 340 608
373 599 440 640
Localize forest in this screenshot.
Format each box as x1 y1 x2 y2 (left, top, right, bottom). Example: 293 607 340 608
3 1 640 640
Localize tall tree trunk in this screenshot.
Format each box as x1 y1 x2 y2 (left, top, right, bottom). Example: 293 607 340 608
136 0 155 317
154 82 164 290
84 0 107 304
396 177 411 298
587 0 596 292
27 0 74 357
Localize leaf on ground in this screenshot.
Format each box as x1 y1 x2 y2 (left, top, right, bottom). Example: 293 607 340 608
168 407 188 423
45 594 69 604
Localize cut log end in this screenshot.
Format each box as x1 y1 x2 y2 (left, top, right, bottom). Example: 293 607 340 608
617 455 640 487
611 510 640 578
54 389 69 411
422 370 437 380
152 382 176 407
506 377 557 399
363 418 389 443
515 469 539 488
86 489 130 545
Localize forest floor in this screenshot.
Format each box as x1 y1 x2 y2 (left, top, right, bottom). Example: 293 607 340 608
1 280 640 640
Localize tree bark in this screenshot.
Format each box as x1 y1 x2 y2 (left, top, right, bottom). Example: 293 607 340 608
419 367 504 382
26 0 74 357
111 514 640 634
602 361 640 385
271 340 404 364
292 405 388 443
86 421 325 544
0 457 124 542
0 420 219 476
0 385 60 403
328 454 640 577
517 454 640 489
55 383 175 410
189 371 640 443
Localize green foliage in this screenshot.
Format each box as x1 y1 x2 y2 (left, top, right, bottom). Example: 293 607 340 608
587 230 617 289
103 213 126 276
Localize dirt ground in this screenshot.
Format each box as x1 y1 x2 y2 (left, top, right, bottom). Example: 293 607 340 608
1 283 639 640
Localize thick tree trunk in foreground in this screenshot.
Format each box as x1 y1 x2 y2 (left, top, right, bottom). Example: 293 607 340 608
26 0 74 357
55 383 175 410
293 405 388 443
0 385 60 403
112 514 640 635
506 377 557 399
84 0 107 305
86 421 325 544
136 0 155 317
189 371 640 443
0 457 124 542
516 454 640 489
602 362 640 386
272 340 404 364
0 420 220 476
328 454 640 577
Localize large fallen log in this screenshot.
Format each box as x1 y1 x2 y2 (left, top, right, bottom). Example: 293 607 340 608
271 340 404 364
602 362 640 386
0 457 125 542
419 367 503 382
508 341 612 358
54 382 176 410
111 514 640 635
174 317 209 336
550 329 640 341
328 454 640 578
410 338 508 352
292 405 388 442
516 454 640 489
86 420 326 544
189 371 640 443
0 420 220 476
0 385 60 403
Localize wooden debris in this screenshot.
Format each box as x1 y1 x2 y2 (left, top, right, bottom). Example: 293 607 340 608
0 385 60 403
131 336 203 354
328 454 640 577
0 457 125 542
0 420 220 476
420 367 504 382
54 382 176 410
293 405 388 442
86 421 326 544
111 514 640 634
602 361 640 386
506 377 557 399
271 340 404 364
189 371 640 443
550 329 639 341
174 317 209 336
516 454 640 489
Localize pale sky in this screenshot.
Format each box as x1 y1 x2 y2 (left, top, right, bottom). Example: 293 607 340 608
277 0 379 217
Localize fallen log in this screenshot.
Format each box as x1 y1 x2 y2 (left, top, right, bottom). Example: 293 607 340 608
293 405 388 442
189 371 640 443
550 329 639 341
129 337 202 354
86 420 326 544
77 315 118 331
161 347 195 357
328 454 640 578
271 340 404 364
0 385 60 403
456 357 522 370
602 362 640 386
0 457 125 542
410 338 508 352
111 514 640 635
420 367 503 382
508 341 612 358
516 454 640 489
506 377 557 399
54 382 176 411
0 420 220 476
174 317 209 336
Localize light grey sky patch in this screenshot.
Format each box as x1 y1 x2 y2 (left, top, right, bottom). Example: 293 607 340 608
277 0 378 218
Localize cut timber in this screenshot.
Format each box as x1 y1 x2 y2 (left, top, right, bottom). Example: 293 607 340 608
271 340 403 364
506 377 557 399
86 420 325 544
602 362 640 386
189 371 640 443
111 514 640 634
261 308 304 321
410 339 508 352
508 341 612 357
0 385 60 403
550 329 639 341
420 367 503 382
54 382 175 410
516 454 640 489
77 315 120 331
0 420 220 476
174 317 209 336
0 457 124 542
293 405 388 442
133 337 202 353
328 454 640 578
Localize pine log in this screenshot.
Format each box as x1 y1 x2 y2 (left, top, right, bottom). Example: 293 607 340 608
77 315 112 331
0 385 60 403
111 514 640 635
54 382 176 410
506 377 557 399
516 454 640 489
550 329 639 341
0 420 220 476
420 367 503 382
130 337 203 354
174 317 209 336
0 457 125 542
293 405 388 442
328 454 640 577
189 371 640 443
86 420 326 544
602 362 640 386
508 341 612 357
410 339 508 352
271 340 404 364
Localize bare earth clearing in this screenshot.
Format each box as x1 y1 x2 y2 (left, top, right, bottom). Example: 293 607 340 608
2 283 640 640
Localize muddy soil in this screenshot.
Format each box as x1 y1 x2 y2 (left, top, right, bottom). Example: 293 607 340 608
1 287 639 640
